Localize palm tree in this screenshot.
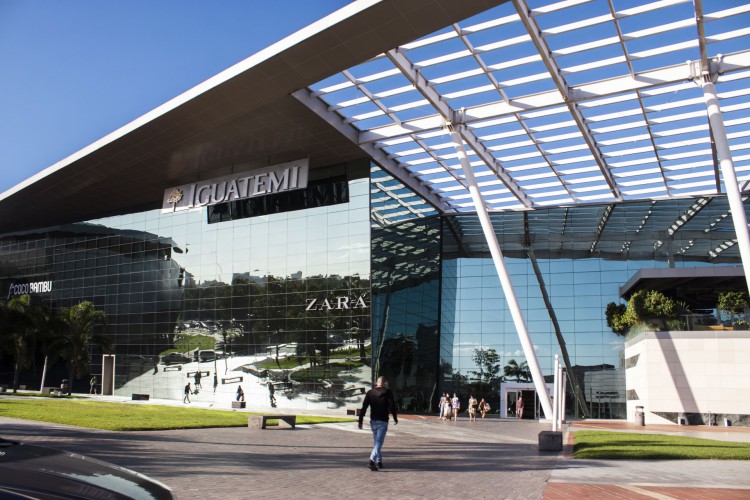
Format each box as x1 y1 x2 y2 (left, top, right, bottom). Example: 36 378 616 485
0 295 35 393
32 304 67 393
504 358 531 382
58 301 111 395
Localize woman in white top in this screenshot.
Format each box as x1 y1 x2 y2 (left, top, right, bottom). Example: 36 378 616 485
468 395 477 421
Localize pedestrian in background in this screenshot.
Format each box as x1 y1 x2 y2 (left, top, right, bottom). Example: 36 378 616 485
358 376 398 471
184 382 191 403
468 394 477 421
89 376 97 395
444 393 453 420
479 398 489 418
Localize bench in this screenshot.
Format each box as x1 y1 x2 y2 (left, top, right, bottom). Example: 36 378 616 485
132 393 150 401
232 401 246 409
346 408 362 416
248 415 296 429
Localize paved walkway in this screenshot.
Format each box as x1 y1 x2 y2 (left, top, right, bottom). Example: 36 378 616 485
1 397 749 499
548 420 750 499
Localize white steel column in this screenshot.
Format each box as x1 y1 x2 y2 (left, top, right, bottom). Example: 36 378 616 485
552 355 559 431
701 80 750 294
449 128 553 419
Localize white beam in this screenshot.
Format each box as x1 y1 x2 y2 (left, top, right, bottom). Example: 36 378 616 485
700 79 750 295
449 127 554 419
358 49 750 145
386 49 534 209
292 88 451 214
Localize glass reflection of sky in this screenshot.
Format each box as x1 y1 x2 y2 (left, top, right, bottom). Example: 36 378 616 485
446 256 633 377
91 179 371 285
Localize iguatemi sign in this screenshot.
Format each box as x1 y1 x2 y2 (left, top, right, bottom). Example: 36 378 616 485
162 159 309 213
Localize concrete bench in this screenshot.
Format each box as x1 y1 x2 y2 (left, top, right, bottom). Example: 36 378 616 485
248 415 296 429
131 393 150 401
232 401 246 409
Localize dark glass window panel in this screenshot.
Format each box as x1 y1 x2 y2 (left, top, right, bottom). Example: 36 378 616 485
207 176 349 224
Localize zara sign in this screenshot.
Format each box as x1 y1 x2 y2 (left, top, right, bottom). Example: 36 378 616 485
305 295 368 311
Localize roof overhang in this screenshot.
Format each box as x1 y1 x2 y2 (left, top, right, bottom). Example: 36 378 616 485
619 265 745 300
4 0 750 233
0 0 507 233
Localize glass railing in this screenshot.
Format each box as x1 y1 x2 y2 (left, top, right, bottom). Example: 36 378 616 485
626 313 750 339
685 313 749 331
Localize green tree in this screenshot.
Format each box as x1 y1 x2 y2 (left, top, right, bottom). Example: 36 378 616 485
58 301 112 395
718 291 749 329
471 347 501 388
717 291 749 316
0 295 35 393
605 290 688 334
503 358 531 382
34 304 67 393
605 302 628 336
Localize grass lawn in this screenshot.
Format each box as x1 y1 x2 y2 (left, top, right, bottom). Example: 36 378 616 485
0 397 355 431
573 430 750 460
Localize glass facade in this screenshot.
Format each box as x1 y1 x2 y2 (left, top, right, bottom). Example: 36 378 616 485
370 166 748 418
0 161 372 411
1 159 748 419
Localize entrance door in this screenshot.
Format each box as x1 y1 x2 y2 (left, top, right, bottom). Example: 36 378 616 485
519 390 534 419
506 391 520 418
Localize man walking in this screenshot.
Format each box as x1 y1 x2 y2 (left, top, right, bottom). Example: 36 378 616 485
358 376 398 471
183 382 191 403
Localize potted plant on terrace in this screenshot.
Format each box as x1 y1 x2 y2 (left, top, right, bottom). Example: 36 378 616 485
717 291 749 330
605 289 688 336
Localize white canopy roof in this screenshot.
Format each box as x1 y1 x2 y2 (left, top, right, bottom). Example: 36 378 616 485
297 0 750 224
1 0 748 233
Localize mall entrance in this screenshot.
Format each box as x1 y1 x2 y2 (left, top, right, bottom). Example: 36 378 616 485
500 382 553 419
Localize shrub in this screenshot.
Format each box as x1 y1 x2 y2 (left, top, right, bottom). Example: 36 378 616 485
605 290 688 335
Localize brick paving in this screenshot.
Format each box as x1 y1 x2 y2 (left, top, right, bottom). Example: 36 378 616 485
1 416 556 499
2 411 750 499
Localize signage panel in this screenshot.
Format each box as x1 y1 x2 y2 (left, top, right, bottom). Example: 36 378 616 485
6 280 53 300
162 159 309 213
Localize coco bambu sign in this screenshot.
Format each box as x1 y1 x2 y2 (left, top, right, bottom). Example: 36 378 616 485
7 280 53 300
162 159 309 213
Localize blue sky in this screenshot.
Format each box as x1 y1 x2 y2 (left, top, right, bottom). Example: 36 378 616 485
0 1 350 194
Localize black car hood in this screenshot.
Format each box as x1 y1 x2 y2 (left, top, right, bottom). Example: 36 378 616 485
0 439 174 500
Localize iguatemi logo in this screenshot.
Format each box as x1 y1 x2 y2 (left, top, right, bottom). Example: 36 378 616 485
7 281 53 300
305 295 368 311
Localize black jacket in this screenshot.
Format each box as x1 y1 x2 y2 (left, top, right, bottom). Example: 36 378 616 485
359 386 398 424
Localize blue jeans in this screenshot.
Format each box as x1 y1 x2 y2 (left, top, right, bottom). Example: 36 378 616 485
369 420 389 463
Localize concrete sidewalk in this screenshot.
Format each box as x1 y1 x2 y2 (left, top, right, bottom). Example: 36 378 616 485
1 397 749 499
547 420 750 499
